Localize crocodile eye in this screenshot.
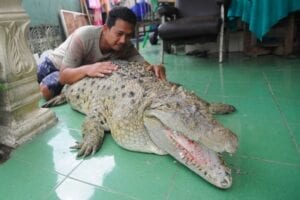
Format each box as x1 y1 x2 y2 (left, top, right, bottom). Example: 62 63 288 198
157 103 172 110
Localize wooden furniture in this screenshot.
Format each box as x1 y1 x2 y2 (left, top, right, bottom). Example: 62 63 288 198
59 10 89 37
227 0 300 56
79 0 92 24
227 0 300 40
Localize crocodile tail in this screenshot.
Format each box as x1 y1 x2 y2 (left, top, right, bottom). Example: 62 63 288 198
41 94 67 108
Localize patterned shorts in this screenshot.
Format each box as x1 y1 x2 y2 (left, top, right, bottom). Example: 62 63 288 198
37 57 63 96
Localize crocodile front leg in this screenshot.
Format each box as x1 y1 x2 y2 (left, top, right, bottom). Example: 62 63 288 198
71 111 106 157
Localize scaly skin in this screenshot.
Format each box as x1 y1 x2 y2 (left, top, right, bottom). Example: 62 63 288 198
43 60 238 189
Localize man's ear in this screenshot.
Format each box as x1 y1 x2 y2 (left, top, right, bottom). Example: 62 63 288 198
102 24 109 32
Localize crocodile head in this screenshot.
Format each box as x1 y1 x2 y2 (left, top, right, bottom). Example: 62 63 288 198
143 86 238 189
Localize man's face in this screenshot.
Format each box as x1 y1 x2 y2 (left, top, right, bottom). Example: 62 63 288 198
104 19 134 51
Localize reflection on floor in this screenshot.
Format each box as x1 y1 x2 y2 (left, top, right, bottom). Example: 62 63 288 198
1 44 300 200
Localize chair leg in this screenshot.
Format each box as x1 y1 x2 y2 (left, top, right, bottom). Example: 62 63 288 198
135 23 140 51
218 4 225 63
219 34 224 63
160 15 166 64
160 40 164 64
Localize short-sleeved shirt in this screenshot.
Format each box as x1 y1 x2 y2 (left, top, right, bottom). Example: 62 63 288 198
48 25 145 70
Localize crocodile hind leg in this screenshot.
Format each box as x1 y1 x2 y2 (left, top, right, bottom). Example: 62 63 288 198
42 93 67 108
71 109 107 157
209 103 236 115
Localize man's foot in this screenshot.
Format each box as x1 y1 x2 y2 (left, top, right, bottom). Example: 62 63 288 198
39 83 54 100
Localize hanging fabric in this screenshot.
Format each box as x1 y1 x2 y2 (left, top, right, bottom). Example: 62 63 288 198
88 0 103 25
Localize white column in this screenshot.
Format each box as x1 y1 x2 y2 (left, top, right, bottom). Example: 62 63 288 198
0 0 57 147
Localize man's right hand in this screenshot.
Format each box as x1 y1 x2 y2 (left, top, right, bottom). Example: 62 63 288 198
60 61 119 85
86 61 118 78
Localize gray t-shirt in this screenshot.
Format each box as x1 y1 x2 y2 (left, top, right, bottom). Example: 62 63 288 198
48 25 145 69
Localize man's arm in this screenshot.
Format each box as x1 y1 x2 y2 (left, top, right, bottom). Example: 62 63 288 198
59 62 118 85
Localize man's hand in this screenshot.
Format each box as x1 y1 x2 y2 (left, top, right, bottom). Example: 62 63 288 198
146 64 166 80
86 61 118 78
60 61 119 85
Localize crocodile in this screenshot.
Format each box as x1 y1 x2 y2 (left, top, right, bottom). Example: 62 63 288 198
43 60 238 189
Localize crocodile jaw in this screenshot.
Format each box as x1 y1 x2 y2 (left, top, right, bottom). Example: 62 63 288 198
144 117 232 189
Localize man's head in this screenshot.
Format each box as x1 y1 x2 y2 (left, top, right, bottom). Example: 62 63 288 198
106 6 137 28
102 7 137 51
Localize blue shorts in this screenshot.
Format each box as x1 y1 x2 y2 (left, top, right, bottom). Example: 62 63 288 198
37 57 63 96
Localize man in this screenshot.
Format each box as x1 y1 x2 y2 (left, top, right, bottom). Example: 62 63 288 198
37 6 166 100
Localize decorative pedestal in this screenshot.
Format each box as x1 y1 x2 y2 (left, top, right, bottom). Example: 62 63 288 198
0 0 57 147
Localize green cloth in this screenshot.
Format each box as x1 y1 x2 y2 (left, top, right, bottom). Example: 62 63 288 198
227 0 300 40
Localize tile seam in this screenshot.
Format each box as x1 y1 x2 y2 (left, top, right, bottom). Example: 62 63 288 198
262 72 300 156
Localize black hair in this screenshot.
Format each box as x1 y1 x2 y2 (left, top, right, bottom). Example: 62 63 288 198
106 6 137 28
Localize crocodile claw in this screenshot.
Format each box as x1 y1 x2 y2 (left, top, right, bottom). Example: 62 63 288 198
70 137 102 158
